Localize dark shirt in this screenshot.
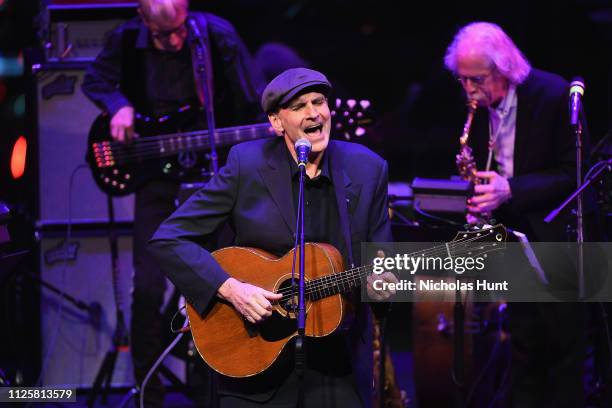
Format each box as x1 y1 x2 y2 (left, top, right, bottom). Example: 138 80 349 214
82 12 264 124
288 148 339 245
145 42 199 116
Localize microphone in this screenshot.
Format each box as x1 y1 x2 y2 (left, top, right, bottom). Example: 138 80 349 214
294 139 312 168
569 77 585 128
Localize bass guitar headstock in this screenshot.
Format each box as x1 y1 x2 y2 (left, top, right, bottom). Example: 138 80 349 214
331 98 375 140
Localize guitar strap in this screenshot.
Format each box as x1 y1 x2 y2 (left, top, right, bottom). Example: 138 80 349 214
188 12 221 173
188 12 215 109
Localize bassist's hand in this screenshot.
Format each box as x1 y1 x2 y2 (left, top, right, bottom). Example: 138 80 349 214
110 106 136 143
218 277 283 323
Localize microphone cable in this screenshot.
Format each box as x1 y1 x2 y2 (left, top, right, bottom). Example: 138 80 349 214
139 314 189 408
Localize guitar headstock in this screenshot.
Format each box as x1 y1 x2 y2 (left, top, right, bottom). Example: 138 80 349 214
450 224 508 258
331 98 375 140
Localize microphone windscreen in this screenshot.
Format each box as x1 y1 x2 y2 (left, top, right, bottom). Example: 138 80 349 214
294 138 312 152
569 77 585 96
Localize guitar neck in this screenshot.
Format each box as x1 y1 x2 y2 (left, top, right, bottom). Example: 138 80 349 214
134 123 274 159
305 227 506 301
306 263 373 301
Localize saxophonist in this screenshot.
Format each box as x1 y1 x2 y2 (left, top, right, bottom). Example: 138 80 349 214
444 22 587 408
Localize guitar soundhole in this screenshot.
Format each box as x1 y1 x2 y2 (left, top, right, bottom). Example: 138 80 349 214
276 278 304 318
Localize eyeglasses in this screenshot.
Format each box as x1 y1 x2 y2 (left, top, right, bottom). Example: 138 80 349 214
150 22 187 40
455 73 492 86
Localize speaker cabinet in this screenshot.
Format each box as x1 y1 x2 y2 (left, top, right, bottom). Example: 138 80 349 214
34 64 134 226
39 232 134 387
39 231 187 388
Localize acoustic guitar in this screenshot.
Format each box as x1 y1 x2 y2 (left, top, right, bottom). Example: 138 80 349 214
186 224 507 378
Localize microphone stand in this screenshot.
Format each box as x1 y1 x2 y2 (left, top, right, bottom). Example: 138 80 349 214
576 122 585 299
545 156 612 289
453 279 466 408
544 117 612 299
295 158 307 408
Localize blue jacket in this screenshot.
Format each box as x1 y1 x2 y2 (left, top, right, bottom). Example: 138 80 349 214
149 136 392 406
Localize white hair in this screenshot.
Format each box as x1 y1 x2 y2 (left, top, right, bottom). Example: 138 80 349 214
444 22 531 85
139 0 188 24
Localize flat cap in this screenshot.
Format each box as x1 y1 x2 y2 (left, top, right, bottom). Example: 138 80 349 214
261 67 332 113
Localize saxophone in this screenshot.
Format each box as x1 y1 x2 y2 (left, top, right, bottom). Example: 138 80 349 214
455 100 491 222
456 99 479 182
373 317 409 408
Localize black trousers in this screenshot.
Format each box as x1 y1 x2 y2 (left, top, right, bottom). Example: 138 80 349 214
509 302 586 408
219 369 363 408
217 334 363 408
131 180 180 408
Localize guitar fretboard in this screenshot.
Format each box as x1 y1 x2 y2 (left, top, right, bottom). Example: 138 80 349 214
302 226 506 301
101 123 275 166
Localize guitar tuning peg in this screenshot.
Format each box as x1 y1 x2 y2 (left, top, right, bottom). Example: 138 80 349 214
355 127 365 137
347 99 357 109
335 98 341 108
360 100 371 110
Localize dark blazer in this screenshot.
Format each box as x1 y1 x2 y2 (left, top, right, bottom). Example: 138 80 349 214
470 68 576 241
149 137 392 407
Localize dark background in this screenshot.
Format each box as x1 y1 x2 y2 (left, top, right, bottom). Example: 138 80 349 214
1 0 612 392
2 0 612 191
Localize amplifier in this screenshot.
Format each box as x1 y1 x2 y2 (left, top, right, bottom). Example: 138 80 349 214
40 2 137 62
32 63 134 226
38 229 186 388
39 231 135 387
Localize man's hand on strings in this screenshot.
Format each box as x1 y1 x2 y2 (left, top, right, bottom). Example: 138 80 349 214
218 277 282 323
110 105 136 143
367 250 398 301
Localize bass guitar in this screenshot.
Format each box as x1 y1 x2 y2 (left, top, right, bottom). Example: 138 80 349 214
86 99 374 196
186 224 507 377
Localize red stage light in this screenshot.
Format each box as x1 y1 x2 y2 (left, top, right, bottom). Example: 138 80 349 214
10 136 27 179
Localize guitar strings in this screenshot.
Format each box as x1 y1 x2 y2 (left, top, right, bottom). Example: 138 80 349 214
107 122 270 145
95 103 366 168
94 124 273 165
273 231 503 300
275 241 496 300
279 237 486 297
285 235 500 297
